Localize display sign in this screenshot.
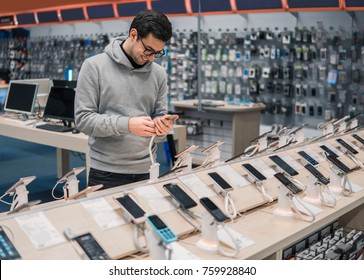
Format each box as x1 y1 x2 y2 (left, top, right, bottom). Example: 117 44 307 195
191 0 232 13
60 8 85 22
16 13 36 25
117 2 147 17
236 0 283 10
287 0 340 8
37 11 59 23
0 15 15 26
87 5 115 19
151 0 187 14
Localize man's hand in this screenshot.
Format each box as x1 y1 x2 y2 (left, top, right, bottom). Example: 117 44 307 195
154 115 179 136
128 116 156 136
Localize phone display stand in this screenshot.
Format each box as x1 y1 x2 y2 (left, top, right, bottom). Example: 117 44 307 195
62 167 86 199
303 174 321 205
196 212 219 252
173 145 198 172
258 137 268 150
148 135 160 182
348 119 358 131
278 135 289 148
273 186 295 218
145 229 172 260
245 175 273 203
292 129 305 144
335 122 347 133
322 123 334 136
148 162 160 182
201 141 224 167
3 176 36 212
328 165 352 197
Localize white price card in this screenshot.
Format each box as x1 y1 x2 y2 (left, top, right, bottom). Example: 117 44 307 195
178 174 216 198
249 158 276 178
217 165 250 188
303 147 326 163
135 185 176 214
15 212 65 249
279 153 304 170
81 197 125 230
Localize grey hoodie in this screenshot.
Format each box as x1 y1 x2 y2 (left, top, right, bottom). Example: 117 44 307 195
75 36 167 174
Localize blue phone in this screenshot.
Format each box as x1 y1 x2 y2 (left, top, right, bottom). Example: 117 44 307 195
146 215 177 243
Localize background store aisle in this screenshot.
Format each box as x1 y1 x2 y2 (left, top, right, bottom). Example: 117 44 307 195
0 137 171 212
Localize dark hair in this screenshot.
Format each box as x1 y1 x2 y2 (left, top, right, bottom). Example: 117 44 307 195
129 10 172 42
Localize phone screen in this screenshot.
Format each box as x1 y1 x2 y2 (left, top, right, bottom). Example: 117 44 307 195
200 197 227 222
298 151 319 166
116 195 145 219
336 139 358 154
163 183 197 209
200 197 218 210
352 134 364 144
274 173 292 186
319 145 339 158
148 215 167 230
208 172 233 190
242 163 267 181
269 155 299 176
326 154 350 173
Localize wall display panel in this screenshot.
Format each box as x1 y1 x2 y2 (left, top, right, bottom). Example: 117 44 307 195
60 8 85 22
287 0 340 8
151 0 187 14
191 0 232 13
117 2 147 17
0 15 15 27
344 0 364 8
87 5 115 19
37 11 59 24
235 0 283 10
16 13 36 25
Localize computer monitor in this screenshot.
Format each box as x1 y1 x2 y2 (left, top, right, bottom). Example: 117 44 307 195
13 78 52 108
52 79 77 89
43 87 75 124
4 82 38 119
13 78 51 94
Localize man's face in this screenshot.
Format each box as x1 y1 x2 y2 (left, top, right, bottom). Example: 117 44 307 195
130 30 165 65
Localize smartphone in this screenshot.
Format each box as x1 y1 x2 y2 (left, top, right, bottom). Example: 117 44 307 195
163 183 197 209
146 215 178 243
304 164 330 185
207 172 234 193
336 139 358 154
319 145 339 158
175 145 199 158
0 226 21 260
241 163 267 181
352 134 364 145
297 151 319 167
74 233 111 260
325 154 351 174
201 141 225 153
274 173 302 195
269 155 299 176
199 197 228 222
164 114 179 121
115 195 146 224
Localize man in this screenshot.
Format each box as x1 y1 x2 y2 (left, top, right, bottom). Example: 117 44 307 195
75 10 174 189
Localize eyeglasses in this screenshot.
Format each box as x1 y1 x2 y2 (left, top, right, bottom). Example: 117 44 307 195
138 36 165 58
